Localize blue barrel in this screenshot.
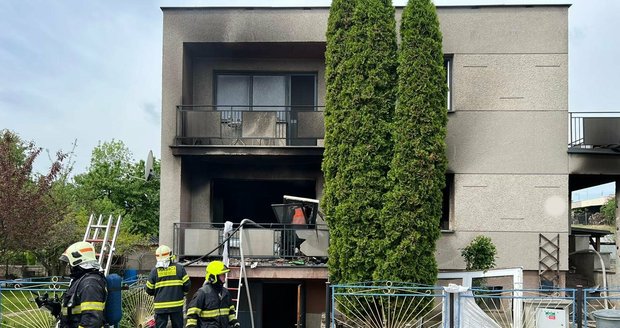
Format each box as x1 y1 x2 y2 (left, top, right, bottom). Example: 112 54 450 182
124 269 138 284
105 274 123 325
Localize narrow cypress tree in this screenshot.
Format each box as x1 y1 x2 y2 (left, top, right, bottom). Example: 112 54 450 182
323 0 398 284
374 0 448 286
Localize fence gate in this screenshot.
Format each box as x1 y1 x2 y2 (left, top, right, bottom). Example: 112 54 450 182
328 282 447 328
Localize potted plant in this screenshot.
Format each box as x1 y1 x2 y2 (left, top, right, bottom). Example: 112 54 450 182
461 235 500 308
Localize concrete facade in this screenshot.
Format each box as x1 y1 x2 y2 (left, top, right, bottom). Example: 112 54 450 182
160 5 589 327
161 4 570 271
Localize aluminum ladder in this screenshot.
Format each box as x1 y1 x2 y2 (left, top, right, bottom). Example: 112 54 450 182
83 214 122 276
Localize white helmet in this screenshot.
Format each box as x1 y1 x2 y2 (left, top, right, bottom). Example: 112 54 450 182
155 245 172 261
155 245 173 268
59 241 99 268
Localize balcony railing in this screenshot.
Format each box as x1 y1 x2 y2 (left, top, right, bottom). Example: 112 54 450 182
175 105 325 147
569 112 620 153
173 222 329 260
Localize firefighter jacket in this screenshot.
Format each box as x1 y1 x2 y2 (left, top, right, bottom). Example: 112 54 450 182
59 270 107 328
146 263 191 313
186 283 237 328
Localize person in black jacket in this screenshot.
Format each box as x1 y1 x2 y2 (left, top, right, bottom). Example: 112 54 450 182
146 245 191 328
57 241 107 328
186 261 240 328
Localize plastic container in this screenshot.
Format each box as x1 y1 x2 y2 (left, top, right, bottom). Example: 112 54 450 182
123 269 138 284
105 273 123 325
592 309 620 328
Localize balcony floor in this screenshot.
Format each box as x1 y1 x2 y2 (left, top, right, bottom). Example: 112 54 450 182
183 257 328 279
171 145 324 160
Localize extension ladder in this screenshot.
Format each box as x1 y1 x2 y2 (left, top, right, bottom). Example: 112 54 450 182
83 214 122 276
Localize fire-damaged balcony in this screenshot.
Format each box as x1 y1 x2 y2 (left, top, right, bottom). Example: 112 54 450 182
173 222 329 261
174 105 325 150
569 112 620 154
174 197 329 263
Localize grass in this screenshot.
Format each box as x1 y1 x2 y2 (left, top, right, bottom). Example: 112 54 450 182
0 290 58 327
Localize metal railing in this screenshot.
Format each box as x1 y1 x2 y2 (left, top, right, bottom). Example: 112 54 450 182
324 284 620 327
0 276 154 328
173 221 329 260
583 287 620 327
175 105 325 147
462 287 577 328
569 111 620 152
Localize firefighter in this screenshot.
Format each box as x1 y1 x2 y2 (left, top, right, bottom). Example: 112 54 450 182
186 260 240 328
146 245 191 328
57 241 107 328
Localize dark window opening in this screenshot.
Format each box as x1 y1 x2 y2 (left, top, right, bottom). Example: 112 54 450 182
213 179 316 225
441 174 454 230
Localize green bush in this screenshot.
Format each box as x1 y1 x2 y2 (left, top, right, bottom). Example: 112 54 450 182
461 236 497 271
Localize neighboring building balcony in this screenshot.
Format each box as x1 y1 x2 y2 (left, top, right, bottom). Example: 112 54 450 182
569 112 620 154
172 222 329 261
174 105 325 149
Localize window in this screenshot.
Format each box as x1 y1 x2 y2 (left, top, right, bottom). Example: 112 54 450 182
215 73 317 115
215 73 318 145
441 173 454 230
444 56 452 111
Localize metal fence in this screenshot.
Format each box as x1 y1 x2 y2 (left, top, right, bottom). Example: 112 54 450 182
0 277 69 327
327 284 620 328
329 282 447 328
0 275 153 328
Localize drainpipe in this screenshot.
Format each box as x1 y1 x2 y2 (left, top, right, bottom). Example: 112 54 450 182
570 249 608 309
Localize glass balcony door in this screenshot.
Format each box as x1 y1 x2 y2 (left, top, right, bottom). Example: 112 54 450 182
215 73 316 144
290 75 316 146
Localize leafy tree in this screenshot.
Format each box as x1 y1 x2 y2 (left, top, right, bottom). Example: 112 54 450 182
0 130 68 276
601 197 617 225
73 140 160 237
373 0 448 286
32 212 83 276
30 148 82 276
323 0 397 284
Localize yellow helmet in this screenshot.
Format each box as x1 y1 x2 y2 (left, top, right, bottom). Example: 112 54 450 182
206 260 230 284
155 245 172 262
59 241 97 267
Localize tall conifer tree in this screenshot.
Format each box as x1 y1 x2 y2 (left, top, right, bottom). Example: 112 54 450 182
374 0 448 285
323 0 398 284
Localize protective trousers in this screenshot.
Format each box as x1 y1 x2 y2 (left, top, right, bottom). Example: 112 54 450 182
155 311 184 328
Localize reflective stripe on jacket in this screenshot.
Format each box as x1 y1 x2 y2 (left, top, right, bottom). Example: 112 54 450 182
186 283 236 328
146 263 191 313
59 271 107 328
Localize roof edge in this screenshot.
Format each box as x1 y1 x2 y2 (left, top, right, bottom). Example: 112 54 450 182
161 4 571 11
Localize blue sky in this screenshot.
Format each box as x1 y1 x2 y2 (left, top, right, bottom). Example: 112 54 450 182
0 0 618 198
571 182 615 202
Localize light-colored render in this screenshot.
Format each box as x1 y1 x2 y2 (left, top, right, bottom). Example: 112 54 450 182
161 5 574 286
